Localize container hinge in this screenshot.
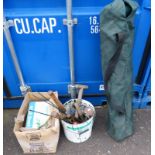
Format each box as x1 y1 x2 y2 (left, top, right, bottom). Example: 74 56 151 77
20 85 31 96
3 19 14 29
63 18 78 26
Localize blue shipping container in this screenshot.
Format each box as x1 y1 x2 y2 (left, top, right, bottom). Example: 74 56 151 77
140 57 151 108
3 0 151 108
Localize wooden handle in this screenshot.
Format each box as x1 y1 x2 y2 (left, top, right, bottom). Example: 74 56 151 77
48 91 66 113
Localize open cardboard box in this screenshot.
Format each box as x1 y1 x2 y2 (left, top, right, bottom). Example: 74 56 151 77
13 92 60 153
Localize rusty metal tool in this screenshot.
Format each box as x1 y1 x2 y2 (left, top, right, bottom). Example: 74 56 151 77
28 109 67 120
74 85 88 120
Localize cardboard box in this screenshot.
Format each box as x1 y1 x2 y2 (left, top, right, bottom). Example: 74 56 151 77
14 92 60 153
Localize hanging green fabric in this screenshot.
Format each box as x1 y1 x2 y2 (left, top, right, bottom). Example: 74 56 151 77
100 0 138 141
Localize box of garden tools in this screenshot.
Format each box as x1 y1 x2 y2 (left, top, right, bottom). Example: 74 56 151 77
13 92 60 153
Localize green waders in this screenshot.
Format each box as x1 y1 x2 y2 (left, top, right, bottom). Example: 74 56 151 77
100 0 138 141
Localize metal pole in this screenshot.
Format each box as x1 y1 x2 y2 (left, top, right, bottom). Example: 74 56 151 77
3 17 31 95
67 0 72 22
66 0 75 85
64 0 77 98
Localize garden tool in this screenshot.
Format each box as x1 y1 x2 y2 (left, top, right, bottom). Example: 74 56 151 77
48 91 66 113
74 85 88 121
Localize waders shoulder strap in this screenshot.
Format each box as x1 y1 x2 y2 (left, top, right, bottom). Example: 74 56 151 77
104 32 126 90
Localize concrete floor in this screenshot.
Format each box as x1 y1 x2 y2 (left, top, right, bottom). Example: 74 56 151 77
3 107 151 155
